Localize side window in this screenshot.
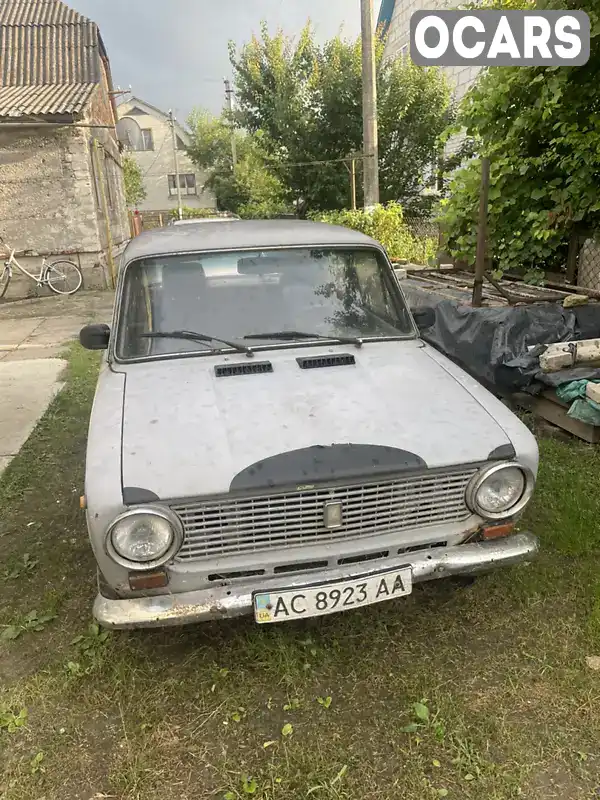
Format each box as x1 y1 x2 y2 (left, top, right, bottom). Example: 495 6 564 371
354 253 396 322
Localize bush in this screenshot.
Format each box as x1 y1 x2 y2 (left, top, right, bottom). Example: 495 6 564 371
170 207 226 220
312 203 437 265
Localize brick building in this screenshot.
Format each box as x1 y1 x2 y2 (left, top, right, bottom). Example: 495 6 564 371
378 0 481 156
0 0 129 296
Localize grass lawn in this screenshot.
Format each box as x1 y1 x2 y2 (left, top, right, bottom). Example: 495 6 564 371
1 346 599 800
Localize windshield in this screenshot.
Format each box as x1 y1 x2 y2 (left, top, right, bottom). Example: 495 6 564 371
116 247 414 361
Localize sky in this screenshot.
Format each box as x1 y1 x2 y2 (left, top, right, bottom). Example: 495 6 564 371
70 0 366 125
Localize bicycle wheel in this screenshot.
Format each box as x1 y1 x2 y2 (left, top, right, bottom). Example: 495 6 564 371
0 265 10 299
45 260 83 295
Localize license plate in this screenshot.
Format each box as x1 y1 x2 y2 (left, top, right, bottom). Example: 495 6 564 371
253 566 412 624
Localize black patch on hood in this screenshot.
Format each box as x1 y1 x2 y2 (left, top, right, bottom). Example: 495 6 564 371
230 444 427 492
123 487 160 505
487 444 516 461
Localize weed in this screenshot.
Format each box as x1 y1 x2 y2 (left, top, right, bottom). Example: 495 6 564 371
2 553 38 581
0 609 56 642
30 752 45 776
0 707 27 733
317 696 333 709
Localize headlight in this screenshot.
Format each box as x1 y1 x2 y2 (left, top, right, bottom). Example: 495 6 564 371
106 507 183 570
467 463 534 520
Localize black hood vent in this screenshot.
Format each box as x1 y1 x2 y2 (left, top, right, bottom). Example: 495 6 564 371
297 354 356 370
215 361 273 377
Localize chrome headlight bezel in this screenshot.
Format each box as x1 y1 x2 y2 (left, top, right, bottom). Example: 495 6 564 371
466 462 535 521
105 506 183 571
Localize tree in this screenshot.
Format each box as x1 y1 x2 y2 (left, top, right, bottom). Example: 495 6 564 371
122 155 146 207
439 0 600 274
229 24 452 214
186 110 289 218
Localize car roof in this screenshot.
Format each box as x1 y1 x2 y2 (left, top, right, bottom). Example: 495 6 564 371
122 220 383 263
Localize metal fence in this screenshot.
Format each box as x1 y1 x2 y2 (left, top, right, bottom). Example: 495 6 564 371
575 236 600 291
404 217 441 242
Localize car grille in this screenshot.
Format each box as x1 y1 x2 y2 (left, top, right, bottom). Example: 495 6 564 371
171 467 476 562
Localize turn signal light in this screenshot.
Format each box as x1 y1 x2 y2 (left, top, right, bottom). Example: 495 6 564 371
482 523 515 540
128 570 168 591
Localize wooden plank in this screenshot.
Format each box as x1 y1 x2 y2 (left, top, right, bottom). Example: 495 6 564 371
532 394 600 443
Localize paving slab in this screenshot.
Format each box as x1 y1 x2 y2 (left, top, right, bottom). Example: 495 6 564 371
0 358 66 475
0 290 114 476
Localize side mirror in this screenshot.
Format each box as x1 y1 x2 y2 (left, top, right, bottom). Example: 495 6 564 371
412 307 435 332
80 324 110 351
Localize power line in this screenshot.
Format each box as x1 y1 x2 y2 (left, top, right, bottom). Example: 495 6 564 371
141 130 169 178
273 154 374 169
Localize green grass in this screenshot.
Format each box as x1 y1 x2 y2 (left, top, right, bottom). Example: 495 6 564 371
1 347 600 800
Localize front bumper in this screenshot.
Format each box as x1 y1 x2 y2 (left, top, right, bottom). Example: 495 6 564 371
93 532 539 629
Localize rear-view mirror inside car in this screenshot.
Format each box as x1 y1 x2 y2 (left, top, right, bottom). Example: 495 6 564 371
237 256 283 275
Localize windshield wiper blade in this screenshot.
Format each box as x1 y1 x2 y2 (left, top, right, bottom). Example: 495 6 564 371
244 330 363 348
142 330 254 356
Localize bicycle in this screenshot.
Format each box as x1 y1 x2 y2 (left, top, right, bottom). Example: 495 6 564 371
0 236 83 299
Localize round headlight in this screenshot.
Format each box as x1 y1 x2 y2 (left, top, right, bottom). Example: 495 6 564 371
467 463 534 520
106 507 182 570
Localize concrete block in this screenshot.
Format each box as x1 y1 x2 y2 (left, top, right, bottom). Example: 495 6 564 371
586 382 600 404
540 339 600 373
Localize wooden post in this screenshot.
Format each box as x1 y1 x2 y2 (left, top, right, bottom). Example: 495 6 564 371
159 213 164 228
351 158 357 211
92 139 116 289
472 156 490 308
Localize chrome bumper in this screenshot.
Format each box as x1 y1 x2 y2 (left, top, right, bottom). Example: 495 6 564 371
93 532 539 630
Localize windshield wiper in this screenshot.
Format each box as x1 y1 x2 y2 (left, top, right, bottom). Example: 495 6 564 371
142 330 254 356
243 330 363 348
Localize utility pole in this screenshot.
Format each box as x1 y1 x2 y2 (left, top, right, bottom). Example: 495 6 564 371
224 79 238 169
168 109 183 220
361 0 380 209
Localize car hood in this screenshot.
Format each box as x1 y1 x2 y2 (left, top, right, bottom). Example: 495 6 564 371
118 340 512 500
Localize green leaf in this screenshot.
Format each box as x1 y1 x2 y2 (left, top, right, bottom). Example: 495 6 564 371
281 723 294 737
438 790 449 798
243 777 258 794
401 722 420 733
1 626 21 641
317 696 332 709
464 773 476 781
413 702 430 722
263 740 277 749
332 764 348 784
432 759 441 768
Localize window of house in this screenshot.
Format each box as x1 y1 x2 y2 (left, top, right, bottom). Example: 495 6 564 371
168 174 197 197
141 129 154 151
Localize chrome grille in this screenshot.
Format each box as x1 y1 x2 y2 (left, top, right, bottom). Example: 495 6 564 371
171 468 476 562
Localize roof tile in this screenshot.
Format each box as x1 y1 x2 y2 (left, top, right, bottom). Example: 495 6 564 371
0 81 95 117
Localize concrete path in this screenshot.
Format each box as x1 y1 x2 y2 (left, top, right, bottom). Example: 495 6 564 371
0 291 114 475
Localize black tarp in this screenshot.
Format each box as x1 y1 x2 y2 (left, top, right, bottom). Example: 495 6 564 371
402 281 600 395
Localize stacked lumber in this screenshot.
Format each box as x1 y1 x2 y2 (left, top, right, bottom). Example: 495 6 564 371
533 338 600 443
